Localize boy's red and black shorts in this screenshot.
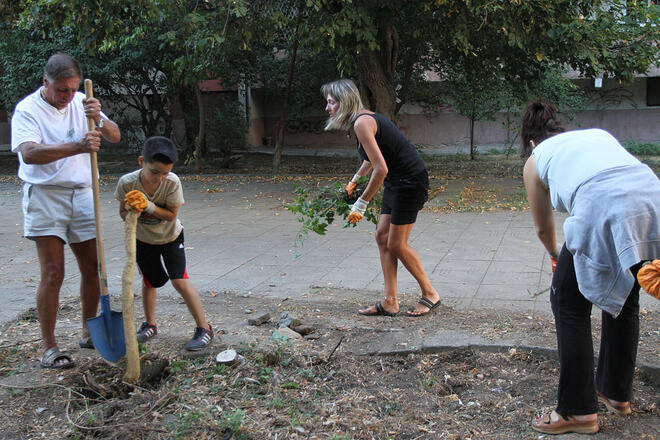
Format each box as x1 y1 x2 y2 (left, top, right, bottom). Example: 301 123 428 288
136 231 189 288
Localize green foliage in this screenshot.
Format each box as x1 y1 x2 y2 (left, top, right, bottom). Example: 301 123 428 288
0 26 83 112
299 368 316 380
383 400 402 416
302 0 660 118
206 102 248 159
259 46 340 126
271 396 286 409
258 367 273 383
621 140 660 156
287 178 380 248
423 376 439 389
206 363 228 380
168 410 202 440
501 66 587 151
169 359 188 374
221 409 246 439
0 24 174 147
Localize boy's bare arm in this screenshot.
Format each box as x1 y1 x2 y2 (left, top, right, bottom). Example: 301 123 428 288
147 204 179 222
120 195 180 222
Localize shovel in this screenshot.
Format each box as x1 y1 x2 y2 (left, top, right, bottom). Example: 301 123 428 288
84 79 126 362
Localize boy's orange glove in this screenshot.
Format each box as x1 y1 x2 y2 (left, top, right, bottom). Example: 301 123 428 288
124 190 152 213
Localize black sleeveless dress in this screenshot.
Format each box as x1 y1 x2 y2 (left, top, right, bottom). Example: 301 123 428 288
354 113 429 215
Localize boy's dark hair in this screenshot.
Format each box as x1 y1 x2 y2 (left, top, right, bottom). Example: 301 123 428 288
44 52 82 81
142 136 178 164
520 100 567 158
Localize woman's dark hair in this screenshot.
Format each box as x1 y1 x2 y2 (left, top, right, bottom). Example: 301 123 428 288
520 100 566 158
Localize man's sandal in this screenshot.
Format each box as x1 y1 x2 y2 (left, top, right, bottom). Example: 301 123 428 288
406 296 441 317
78 336 94 349
40 347 75 369
597 391 632 415
532 410 598 435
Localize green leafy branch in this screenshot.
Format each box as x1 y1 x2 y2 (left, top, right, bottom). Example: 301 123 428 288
287 178 380 249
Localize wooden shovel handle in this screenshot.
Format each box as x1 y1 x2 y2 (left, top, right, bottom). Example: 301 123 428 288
84 79 109 296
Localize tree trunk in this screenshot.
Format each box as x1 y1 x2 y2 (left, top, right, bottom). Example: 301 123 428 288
273 37 299 175
356 18 399 120
194 85 206 174
469 117 475 160
122 211 140 382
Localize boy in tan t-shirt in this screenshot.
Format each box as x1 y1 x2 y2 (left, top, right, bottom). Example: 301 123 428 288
115 136 213 351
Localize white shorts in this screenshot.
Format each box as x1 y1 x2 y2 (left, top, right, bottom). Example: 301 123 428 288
22 184 96 244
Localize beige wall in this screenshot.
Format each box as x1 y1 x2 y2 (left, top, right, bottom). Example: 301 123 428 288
246 76 660 152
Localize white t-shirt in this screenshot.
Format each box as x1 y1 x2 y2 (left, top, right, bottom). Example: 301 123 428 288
11 87 108 188
532 128 640 213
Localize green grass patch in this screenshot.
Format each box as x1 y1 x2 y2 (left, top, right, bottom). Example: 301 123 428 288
622 140 660 156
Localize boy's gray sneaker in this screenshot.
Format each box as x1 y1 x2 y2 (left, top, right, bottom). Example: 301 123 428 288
185 325 214 351
136 322 157 343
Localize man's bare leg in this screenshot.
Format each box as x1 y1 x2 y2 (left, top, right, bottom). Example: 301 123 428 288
70 238 101 338
35 236 67 366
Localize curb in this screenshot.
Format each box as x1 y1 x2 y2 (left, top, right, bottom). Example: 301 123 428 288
367 343 660 389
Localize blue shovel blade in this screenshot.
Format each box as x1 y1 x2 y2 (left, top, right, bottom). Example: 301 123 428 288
87 295 126 362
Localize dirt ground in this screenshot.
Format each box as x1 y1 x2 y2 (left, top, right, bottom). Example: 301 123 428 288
0 151 658 439
0 291 658 440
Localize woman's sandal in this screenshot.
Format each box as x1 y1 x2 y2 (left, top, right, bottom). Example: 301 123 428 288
406 296 441 317
40 347 75 369
597 391 632 415
357 302 398 317
532 410 598 435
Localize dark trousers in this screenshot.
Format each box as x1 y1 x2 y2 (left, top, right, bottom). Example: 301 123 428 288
550 245 641 416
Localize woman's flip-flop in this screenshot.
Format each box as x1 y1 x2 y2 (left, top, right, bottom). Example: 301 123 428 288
358 302 398 317
406 296 441 317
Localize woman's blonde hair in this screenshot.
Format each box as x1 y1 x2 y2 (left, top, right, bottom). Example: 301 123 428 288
321 79 364 131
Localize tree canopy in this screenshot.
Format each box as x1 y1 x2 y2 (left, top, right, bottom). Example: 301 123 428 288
1 0 658 161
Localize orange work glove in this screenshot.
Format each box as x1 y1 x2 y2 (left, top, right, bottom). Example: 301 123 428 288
347 197 368 224
345 173 360 198
638 259 660 300
124 190 153 213
548 248 560 273
345 181 357 198
347 211 363 224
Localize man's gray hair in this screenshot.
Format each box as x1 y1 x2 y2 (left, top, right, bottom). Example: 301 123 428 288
43 53 82 81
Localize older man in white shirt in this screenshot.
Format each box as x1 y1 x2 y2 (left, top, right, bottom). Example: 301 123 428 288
11 52 120 369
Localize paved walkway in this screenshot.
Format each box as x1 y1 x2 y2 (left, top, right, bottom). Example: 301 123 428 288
0 177 657 326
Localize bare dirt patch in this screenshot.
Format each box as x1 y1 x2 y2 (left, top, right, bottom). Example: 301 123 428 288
1 291 658 439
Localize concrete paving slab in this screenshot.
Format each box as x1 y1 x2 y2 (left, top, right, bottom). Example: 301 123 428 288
0 178 656 330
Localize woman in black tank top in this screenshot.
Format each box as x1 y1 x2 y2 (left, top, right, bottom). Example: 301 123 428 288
321 79 441 318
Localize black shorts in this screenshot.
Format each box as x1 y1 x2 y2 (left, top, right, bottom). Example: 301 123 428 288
136 231 188 288
381 169 429 225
